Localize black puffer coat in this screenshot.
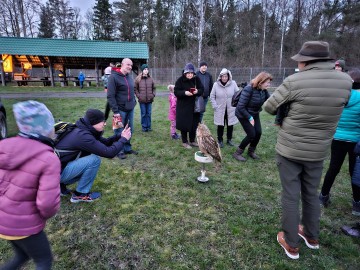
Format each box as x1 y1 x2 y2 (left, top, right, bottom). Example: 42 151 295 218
174 75 204 131
235 85 269 120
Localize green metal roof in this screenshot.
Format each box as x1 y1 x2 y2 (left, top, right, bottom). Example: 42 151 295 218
0 37 149 59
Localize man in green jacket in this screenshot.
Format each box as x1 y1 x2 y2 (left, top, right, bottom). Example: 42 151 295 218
264 41 352 260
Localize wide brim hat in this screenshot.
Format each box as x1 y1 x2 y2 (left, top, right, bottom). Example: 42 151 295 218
291 41 333 62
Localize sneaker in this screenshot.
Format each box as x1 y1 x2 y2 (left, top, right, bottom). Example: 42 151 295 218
60 184 72 196
218 140 224 148
124 149 138 155
227 140 235 146
190 142 198 147
70 192 101 203
277 231 299 260
117 152 127 160
341 223 360 238
298 225 319 249
319 193 331 207
171 133 180 140
352 200 360 216
183 143 192 149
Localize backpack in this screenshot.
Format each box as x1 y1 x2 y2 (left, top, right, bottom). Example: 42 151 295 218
231 82 248 107
53 122 81 159
231 90 243 107
54 121 76 145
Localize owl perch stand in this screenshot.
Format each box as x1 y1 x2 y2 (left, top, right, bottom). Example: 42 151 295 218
194 151 213 183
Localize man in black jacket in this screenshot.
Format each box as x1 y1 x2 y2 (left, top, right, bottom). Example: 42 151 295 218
196 61 213 123
57 109 131 203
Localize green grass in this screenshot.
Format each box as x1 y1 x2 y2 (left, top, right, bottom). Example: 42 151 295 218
0 92 359 269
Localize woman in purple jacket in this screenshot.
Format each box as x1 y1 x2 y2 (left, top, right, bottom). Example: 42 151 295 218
0 101 61 270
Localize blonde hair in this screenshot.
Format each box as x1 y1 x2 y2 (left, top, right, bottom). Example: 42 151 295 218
168 84 175 93
251 72 273 89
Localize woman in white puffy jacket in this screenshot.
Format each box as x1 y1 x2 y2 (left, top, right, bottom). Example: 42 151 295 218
209 68 239 148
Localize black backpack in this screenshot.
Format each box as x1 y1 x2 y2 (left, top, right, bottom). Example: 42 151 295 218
53 122 81 159
54 121 76 145
231 82 248 107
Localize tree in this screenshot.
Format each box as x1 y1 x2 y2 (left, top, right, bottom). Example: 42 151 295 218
38 2 55 38
93 0 113 40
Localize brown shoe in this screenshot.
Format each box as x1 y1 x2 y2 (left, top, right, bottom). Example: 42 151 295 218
182 143 192 149
190 142 198 147
248 147 260 159
233 148 246 162
277 231 299 259
298 225 319 249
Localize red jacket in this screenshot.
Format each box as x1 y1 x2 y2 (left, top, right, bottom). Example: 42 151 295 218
0 136 61 236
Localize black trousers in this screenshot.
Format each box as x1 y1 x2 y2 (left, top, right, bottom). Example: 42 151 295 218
217 109 233 142
238 113 262 150
321 139 360 201
181 113 200 143
1 230 52 270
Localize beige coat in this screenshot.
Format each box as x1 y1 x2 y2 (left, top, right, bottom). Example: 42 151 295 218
264 61 352 161
209 68 239 126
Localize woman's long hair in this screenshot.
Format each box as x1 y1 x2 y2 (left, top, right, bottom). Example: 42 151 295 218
251 72 273 88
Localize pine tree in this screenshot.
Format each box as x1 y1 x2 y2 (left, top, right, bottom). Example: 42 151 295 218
93 0 113 40
38 2 55 38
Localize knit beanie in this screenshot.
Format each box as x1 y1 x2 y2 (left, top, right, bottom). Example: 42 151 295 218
183 63 195 74
141 64 149 71
335 59 345 70
199 61 207 67
85 109 105 125
13 100 55 137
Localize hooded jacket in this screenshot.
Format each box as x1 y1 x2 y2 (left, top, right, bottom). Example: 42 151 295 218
264 61 352 161
0 136 60 236
210 68 239 126
107 68 136 113
134 74 156 103
55 117 128 170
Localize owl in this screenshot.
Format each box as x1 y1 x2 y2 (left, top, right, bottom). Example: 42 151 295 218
196 123 222 163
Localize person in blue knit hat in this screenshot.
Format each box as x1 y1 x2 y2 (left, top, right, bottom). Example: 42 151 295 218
174 63 204 149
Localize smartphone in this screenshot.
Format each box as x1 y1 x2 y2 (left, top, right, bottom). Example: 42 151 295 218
190 88 196 94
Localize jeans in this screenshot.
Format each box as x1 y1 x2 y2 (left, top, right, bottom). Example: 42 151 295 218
199 97 208 123
60 154 101 194
114 109 134 152
217 108 233 142
139 102 152 131
1 231 52 270
276 154 323 248
238 113 262 150
79 81 84 89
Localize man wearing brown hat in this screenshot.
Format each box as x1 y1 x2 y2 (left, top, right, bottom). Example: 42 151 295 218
56 109 131 203
264 41 352 259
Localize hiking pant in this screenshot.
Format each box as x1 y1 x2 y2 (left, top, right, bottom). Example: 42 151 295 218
276 154 323 248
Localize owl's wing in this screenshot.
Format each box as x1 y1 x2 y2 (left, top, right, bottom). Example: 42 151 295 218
199 135 222 162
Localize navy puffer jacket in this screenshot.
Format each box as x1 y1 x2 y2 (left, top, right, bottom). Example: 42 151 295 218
235 85 269 120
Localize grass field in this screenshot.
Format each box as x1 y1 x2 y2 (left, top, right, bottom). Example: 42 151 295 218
0 88 359 269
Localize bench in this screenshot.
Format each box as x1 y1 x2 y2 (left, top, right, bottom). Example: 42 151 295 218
14 79 51 86
71 79 97 87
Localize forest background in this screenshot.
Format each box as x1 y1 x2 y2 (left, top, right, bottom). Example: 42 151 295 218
0 0 359 69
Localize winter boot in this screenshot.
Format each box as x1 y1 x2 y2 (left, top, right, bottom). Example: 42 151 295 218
248 147 260 159
233 148 246 162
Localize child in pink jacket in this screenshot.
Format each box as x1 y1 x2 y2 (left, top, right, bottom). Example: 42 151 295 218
0 101 60 270
168 84 180 139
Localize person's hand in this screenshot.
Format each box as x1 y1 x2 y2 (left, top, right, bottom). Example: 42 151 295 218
250 119 255 126
121 125 131 140
185 91 193 96
192 89 198 95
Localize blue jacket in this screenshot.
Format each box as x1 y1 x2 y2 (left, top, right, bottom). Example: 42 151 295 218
78 73 85 82
334 90 360 143
55 117 127 170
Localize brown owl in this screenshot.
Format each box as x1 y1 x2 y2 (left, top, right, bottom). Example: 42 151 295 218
196 123 222 163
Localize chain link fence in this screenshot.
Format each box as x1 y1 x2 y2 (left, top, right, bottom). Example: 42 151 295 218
151 67 297 87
